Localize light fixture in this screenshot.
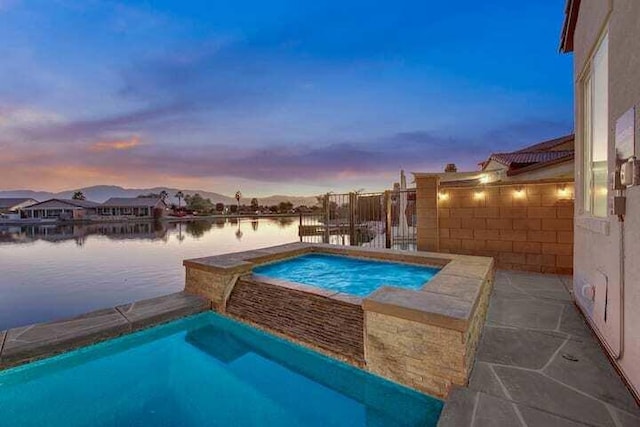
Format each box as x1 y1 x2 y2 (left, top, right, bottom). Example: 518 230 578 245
514 186 525 199
474 190 485 200
438 191 449 201
557 184 570 198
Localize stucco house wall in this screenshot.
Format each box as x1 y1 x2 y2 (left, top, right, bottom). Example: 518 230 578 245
569 0 640 399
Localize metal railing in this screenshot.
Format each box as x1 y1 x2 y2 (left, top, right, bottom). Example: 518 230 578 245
299 190 416 250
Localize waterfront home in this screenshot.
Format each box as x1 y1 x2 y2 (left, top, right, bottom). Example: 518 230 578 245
560 0 640 400
0 198 38 214
20 198 100 220
97 197 167 219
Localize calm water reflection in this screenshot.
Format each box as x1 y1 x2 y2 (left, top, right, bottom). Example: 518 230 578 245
0 218 298 330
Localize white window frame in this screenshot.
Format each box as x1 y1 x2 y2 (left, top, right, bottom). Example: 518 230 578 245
581 30 609 218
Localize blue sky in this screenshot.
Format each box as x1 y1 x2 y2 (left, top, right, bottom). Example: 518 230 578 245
0 0 573 196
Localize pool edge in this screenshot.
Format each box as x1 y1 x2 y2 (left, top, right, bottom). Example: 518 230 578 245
0 291 210 371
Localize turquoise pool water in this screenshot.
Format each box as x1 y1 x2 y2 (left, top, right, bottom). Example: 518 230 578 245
253 253 439 297
0 312 442 427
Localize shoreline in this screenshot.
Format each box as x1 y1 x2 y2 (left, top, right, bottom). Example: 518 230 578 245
0 213 303 226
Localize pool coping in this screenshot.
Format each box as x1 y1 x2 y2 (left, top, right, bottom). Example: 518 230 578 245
0 291 210 370
183 242 494 333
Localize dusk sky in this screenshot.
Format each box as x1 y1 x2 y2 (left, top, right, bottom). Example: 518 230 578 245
0 0 573 196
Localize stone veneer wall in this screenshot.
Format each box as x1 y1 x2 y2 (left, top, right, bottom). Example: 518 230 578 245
364 273 493 398
417 180 575 274
226 277 364 363
184 267 238 311
366 313 467 396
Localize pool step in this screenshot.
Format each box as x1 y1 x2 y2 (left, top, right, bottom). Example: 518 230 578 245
225 276 364 364
185 325 250 363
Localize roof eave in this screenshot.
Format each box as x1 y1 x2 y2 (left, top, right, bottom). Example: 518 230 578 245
506 154 575 177
560 0 581 53
486 154 513 168
21 199 84 209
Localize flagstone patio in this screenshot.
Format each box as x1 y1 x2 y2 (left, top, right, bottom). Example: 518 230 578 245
438 270 640 427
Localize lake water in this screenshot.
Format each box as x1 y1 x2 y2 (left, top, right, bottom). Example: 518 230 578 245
0 218 300 330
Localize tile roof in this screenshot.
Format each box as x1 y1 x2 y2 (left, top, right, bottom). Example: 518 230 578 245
101 197 164 208
0 198 37 209
481 134 575 174
22 198 101 209
58 199 101 208
489 150 574 167
513 134 575 153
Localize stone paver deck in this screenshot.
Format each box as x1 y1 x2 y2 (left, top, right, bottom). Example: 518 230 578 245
438 270 640 427
0 291 210 369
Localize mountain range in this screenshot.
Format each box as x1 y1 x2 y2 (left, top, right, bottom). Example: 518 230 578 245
0 185 320 207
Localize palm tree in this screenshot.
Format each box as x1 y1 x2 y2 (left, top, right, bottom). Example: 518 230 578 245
175 191 184 208
235 190 242 215
72 191 86 201
159 190 169 201
250 198 259 212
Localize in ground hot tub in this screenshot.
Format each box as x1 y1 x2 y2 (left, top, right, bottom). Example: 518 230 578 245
183 243 495 398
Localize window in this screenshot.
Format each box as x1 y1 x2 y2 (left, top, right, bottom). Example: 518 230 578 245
582 32 609 217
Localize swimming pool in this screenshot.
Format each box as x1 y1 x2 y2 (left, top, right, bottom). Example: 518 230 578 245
0 312 442 427
252 253 439 297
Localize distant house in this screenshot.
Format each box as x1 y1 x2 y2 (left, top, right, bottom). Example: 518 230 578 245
478 134 574 181
97 197 167 218
425 134 575 186
0 198 38 214
21 199 100 220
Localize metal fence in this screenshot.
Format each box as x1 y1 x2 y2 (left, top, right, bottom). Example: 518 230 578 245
299 190 416 250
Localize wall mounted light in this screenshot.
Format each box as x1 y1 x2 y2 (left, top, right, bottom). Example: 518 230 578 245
513 186 526 199
557 184 570 198
474 190 485 200
438 191 449 201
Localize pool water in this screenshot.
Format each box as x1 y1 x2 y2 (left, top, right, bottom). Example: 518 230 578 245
0 312 442 427
253 254 439 297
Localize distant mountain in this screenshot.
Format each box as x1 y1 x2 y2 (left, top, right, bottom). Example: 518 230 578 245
0 185 319 207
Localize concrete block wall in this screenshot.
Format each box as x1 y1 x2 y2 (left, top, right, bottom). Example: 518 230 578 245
415 175 440 251
416 180 575 274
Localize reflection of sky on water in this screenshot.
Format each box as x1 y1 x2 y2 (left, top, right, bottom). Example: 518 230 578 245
0 218 299 329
